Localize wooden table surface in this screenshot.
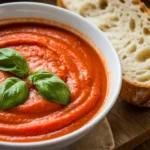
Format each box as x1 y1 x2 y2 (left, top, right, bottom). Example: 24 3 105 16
108 98 150 150
0 0 150 150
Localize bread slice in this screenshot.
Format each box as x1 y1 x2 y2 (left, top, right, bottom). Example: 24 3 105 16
57 0 150 107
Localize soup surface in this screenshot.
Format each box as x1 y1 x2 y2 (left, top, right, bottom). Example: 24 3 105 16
0 21 108 142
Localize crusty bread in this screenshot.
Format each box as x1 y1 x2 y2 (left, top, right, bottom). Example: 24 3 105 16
57 0 150 107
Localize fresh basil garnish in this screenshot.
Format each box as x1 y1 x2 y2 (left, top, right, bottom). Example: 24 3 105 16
0 48 29 77
0 77 29 110
28 70 71 105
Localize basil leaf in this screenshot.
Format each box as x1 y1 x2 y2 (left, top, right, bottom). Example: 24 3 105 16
0 48 29 77
0 77 28 110
28 70 71 105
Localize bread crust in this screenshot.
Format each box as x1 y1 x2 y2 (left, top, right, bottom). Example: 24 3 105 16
139 1 150 15
57 0 150 107
120 80 150 107
57 0 66 8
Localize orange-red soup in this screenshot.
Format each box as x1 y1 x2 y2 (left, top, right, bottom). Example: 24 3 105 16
0 22 108 142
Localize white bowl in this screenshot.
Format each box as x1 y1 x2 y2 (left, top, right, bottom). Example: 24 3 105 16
0 2 122 150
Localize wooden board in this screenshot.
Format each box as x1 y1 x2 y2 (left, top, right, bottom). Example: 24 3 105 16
135 139 150 150
107 97 150 150
0 0 150 150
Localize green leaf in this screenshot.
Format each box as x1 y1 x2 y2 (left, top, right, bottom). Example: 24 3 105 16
0 48 29 77
28 70 71 105
0 77 29 110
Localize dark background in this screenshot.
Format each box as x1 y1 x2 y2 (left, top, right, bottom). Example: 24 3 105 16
0 0 150 7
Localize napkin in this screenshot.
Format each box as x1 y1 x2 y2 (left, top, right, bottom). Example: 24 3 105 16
69 117 115 150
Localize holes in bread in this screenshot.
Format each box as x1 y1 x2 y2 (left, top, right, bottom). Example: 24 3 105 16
128 45 136 53
136 71 145 75
99 0 108 9
136 48 150 62
109 7 115 13
146 66 150 70
79 3 96 17
132 0 139 5
111 16 119 21
139 37 144 44
137 14 141 18
140 22 143 28
140 7 145 13
137 75 150 82
143 28 150 35
99 24 110 31
124 41 131 47
129 18 136 31
116 47 119 51
119 0 125 3
122 55 127 60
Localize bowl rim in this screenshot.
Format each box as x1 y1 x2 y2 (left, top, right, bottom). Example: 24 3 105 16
0 1 122 147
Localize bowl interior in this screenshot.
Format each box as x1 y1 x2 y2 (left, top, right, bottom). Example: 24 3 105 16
0 2 122 147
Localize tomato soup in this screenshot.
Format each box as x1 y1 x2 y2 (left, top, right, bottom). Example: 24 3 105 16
0 21 108 142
